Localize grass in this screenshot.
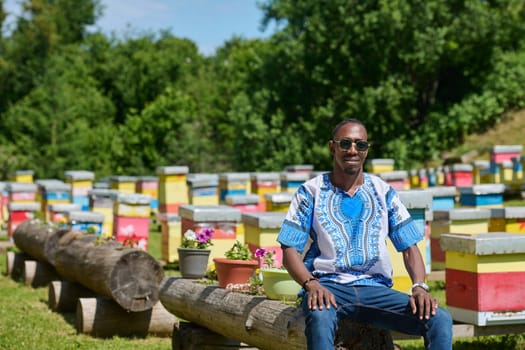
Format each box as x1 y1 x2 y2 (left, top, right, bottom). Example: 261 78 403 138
0 251 172 350
450 109 525 161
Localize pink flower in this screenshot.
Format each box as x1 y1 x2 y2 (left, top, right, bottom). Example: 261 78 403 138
255 248 266 258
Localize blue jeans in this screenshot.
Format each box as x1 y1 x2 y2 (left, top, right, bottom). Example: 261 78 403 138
301 281 452 350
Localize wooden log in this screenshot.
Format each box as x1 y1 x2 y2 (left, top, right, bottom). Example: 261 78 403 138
43 227 70 266
54 231 164 312
24 259 60 288
159 278 394 350
12 219 59 263
6 250 29 280
76 298 177 338
48 280 97 312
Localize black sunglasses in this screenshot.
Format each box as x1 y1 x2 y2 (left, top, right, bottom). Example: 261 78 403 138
333 139 370 152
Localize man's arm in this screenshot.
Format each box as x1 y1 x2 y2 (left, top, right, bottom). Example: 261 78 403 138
403 245 438 320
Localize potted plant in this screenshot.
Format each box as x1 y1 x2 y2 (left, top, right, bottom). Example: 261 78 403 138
213 240 258 288
255 248 301 301
177 228 214 279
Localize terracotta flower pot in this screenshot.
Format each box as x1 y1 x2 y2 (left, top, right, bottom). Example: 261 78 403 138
213 257 258 288
261 268 301 301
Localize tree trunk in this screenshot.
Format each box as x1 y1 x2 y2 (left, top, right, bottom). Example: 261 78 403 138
54 231 164 312
159 278 394 350
76 298 177 338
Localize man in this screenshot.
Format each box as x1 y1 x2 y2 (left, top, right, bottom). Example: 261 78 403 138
277 119 452 349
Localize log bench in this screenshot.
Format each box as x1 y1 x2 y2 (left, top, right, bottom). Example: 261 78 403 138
160 277 525 349
159 277 395 350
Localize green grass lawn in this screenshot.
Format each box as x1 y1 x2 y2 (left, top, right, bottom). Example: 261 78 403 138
1 226 524 349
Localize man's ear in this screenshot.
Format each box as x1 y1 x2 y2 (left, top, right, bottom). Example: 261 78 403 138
328 141 335 156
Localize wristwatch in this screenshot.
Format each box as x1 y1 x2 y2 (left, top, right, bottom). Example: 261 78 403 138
411 282 429 293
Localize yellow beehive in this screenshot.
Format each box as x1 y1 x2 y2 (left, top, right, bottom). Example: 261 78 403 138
265 192 293 212
109 175 137 194
250 172 281 207
187 173 219 206
366 158 395 174
390 190 432 293
157 166 189 214
9 170 34 184
159 213 181 263
488 207 525 234
218 172 251 204
88 189 118 239
430 208 491 270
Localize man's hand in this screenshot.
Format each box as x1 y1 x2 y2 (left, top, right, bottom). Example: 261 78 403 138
305 280 337 310
410 288 438 320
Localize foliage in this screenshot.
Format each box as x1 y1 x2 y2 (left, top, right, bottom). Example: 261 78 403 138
224 240 252 260
2 0 525 176
180 228 214 249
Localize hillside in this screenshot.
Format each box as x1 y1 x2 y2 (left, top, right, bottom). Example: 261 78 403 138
450 109 525 162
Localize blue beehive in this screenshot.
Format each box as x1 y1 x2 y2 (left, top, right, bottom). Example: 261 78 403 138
459 184 505 208
426 186 457 210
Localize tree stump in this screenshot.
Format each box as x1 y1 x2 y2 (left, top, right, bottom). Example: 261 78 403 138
76 298 177 338
159 277 394 350
54 231 164 311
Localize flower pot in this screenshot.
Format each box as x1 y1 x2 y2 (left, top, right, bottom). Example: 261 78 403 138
213 257 258 288
178 248 211 279
261 268 301 301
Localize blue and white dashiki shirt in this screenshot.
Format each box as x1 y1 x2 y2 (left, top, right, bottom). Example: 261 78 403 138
277 172 422 288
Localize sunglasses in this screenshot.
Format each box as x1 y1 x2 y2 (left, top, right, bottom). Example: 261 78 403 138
332 139 370 152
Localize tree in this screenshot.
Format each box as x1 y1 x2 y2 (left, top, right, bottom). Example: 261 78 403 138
260 0 525 168
1 47 116 178
0 0 102 109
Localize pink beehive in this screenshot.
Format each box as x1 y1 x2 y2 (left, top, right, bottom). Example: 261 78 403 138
490 145 522 164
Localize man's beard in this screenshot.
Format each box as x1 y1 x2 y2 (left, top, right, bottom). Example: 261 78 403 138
344 167 360 175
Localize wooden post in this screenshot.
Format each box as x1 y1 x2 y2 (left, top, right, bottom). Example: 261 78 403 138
48 280 97 312
24 259 60 288
6 250 29 280
173 322 258 350
76 298 177 338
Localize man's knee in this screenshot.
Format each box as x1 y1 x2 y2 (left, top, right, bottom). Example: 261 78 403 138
305 307 338 328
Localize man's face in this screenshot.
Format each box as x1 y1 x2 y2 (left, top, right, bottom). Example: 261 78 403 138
329 122 368 175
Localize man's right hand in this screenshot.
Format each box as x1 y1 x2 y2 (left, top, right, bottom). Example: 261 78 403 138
306 280 337 310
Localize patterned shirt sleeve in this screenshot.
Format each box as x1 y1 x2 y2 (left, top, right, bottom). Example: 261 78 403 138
386 187 423 252
276 185 314 254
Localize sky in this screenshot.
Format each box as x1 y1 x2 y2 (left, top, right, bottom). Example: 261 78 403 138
3 0 276 56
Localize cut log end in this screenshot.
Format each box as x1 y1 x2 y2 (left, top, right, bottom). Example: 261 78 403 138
109 250 165 312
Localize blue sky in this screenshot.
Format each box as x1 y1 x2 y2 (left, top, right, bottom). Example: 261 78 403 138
3 0 276 55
